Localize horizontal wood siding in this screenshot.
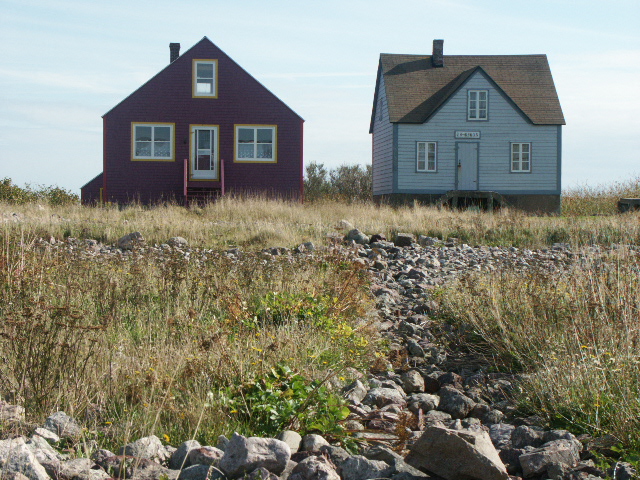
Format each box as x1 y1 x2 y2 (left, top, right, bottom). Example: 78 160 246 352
372 75 393 195
396 71 559 194
103 39 303 204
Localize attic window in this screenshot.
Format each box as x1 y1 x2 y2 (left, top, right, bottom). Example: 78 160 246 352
193 60 218 97
468 90 488 120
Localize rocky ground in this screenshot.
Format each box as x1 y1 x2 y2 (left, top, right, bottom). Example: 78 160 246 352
1 227 637 480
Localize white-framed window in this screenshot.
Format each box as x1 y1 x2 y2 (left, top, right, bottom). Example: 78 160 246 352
193 60 218 97
132 123 174 161
235 125 277 163
416 141 437 172
468 90 488 120
511 143 531 172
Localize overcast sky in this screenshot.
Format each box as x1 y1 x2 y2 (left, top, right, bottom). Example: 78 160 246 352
1 0 639 193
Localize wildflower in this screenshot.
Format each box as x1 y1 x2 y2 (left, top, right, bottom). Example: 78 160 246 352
163 434 170 442
104 421 112 425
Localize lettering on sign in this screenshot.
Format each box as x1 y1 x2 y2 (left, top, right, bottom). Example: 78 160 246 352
455 131 481 139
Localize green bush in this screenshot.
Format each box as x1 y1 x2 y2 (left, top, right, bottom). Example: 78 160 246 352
304 162 372 203
0 178 78 205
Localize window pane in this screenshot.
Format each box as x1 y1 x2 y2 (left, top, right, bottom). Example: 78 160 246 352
154 142 170 157
238 128 254 143
469 91 477 101
257 144 272 159
135 142 151 157
512 161 519 171
522 143 530 153
417 143 425 161
154 126 171 141
417 160 426 171
197 153 212 170
257 128 273 143
479 91 487 100
428 143 435 154
197 63 214 78
136 126 152 142
428 160 436 171
479 110 487 119
198 130 211 149
238 144 254 158
196 80 213 94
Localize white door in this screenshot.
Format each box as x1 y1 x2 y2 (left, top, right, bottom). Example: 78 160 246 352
456 142 479 190
191 126 218 180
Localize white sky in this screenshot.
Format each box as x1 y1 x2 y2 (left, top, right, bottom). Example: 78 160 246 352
1 0 639 193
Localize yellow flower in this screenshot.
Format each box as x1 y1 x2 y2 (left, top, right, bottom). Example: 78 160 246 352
163 434 170 442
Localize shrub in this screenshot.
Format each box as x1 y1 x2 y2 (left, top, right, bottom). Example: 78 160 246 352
0 178 78 205
304 162 372 203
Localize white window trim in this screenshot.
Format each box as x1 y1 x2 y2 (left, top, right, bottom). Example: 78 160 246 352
131 123 175 161
192 59 218 98
416 141 437 172
234 125 277 163
468 89 488 121
511 142 532 172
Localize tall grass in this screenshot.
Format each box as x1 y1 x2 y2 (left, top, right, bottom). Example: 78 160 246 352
0 225 378 449
562 176 640 216
438 248 640 450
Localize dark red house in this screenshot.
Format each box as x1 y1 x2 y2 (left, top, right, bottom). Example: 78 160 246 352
81 37 304 204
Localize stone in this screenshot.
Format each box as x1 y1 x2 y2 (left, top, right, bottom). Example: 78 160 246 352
216 435 229 451
117 231 145 250
119 435 171 463
288 456 340 480
342 380 368 404
610 462 637 480
518 439 582 478
0 402 25 423
318 445 350 469
219 433 291 478
32 428 60 444
56 458 110 480
300 435 328 452
277 431 302 454
405 426 508 480
436 386 476 419
186 446 224 467
0 442 50 480
401 370 425 393
42 411 82 439
511 425 545 449
26 434 63 476
405 340 425 357
169 440 201 469
407 394 440 414
394 233 415 247
346 229 369 245
177 464 222 480
246 467 279 480
418 236 438 247
335 220 354 231
340 455 394 480
489 423 515 450
362 388 406 408
167 237 188 248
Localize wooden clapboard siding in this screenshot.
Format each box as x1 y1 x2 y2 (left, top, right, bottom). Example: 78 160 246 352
372 74 394 195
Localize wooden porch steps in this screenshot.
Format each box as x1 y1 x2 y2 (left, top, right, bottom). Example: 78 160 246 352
185 186 222 205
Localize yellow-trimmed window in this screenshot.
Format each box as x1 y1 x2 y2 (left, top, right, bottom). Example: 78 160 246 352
132 123 174 161
193 60 218 98
235 125 277 163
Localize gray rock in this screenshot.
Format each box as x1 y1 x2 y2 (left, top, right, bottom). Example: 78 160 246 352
346 229 369 245
300 435 328 452
519 439 582 478
219 433 291 478
511 425 545 449
177 464 221 480
0 442 50 480
246 467 279 480
169 440 201 469
401 370 425 394
610 462 637 480
418 236 438 247
394 233 415 247
405 340 425 357
0 402 25 423
277 431 302 454
318 445 350 469
56 458 110 480
216 435 229 451
405 426 508 480
335 220 354 232
362 446 427 478
186 446 224 467
342 380 368 404
288 456 340 480
117 231 145 250
362 388 406 408
407 394 440 414
26 434 63 476
167 237 188 248
340 455 394 480
437 386 476 419
422 410 452 425
43 411 82 439
32 428 59 444
489 423 515 450
119 435 171 463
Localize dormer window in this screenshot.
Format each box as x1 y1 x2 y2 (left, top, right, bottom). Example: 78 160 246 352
468 90 488 120
193 60 217 97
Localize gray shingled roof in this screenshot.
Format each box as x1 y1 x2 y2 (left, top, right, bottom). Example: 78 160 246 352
374 54 565 129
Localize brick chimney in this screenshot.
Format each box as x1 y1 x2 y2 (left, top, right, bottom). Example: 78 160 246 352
432 39 444 67
169 43 180 63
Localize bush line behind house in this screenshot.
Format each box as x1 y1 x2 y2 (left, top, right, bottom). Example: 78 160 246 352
0 177 79 206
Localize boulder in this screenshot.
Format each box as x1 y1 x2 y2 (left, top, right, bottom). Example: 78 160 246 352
0 402 25 423
519 439 582 478
167 237 188 248
117 232 145 250
394 233 415 247
346 229 369 245
340 455 394 480
436 386 475 419
56 458 110 480
219 433 291 478
186 446 224 467
342 380 368 404
119 435 171 463
277 431 302 454
405 426 508 480
42 411 82 439
288 456 340 480
511 425 545 449
489 423 515 450
300 435 328 452
362 388 406 408
0 441 50 480
177 464 221 480
169 440 201 469
407 394 439 414
401 371 425 394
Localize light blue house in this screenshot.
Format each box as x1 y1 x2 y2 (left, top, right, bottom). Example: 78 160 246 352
370 40 565 212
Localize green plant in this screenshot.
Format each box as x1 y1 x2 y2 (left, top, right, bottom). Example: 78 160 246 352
222 364 350 439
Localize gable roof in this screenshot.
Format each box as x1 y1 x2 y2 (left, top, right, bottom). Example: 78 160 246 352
371 53 565 131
